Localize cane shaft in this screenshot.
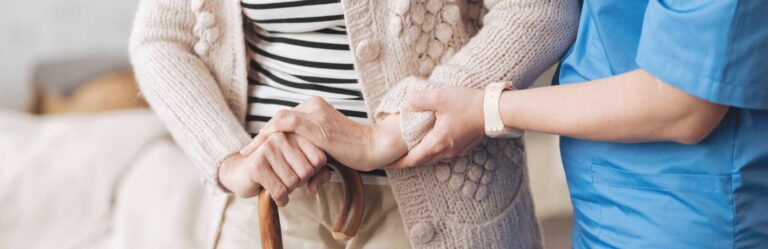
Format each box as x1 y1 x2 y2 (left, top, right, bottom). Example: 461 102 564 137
258 188 283 249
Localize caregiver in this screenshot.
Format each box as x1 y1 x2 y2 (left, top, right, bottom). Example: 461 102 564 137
366 0 768 248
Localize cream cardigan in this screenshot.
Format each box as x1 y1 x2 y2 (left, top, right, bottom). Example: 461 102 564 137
129 0 578 248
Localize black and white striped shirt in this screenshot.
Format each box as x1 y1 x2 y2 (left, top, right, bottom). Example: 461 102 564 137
242 0 386 178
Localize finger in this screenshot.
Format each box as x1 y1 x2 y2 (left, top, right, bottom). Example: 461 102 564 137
240 133 269 155
244 105 310 155
407 88 442 112
307 167 331 195
281 134 317 182
422 151 453 166
260 110 315 138
386 146 435 169
386 131 443 169
244 114 283 155
292 97 316 112
292 134 327 169
251 157 289 206
263 134 302 193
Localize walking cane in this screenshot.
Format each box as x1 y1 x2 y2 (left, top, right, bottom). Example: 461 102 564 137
258 158 366 249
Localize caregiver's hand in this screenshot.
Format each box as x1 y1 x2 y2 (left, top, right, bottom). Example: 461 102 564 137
218 133 328 206
243 97 408 171
388 87 487 169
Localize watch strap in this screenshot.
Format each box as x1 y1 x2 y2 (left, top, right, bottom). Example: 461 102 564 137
483 82 523 138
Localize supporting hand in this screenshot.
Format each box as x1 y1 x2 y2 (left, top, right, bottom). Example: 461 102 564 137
387 87 487 169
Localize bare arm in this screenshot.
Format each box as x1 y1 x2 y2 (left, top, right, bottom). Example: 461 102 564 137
391 69 729 168
500 69 728 144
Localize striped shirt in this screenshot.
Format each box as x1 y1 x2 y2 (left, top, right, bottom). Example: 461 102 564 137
242 0 386 178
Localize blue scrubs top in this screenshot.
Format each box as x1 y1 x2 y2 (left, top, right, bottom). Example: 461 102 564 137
557 1 768 248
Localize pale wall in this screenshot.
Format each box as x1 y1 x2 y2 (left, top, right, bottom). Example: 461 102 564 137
0 0 138 110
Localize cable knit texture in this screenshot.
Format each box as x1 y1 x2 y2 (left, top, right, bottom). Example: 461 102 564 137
129 0 578 248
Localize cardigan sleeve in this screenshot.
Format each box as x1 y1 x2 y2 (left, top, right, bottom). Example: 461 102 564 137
375 0 580 148
129 0 251 191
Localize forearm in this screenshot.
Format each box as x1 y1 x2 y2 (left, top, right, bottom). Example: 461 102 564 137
370 115 409 166
499 70 728 144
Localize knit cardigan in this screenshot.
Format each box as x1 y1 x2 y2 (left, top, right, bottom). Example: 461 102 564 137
129 0 578 248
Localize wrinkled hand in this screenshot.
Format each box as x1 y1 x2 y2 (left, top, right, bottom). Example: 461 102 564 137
241 97 407 171
387 87 487 169
218 133 329 206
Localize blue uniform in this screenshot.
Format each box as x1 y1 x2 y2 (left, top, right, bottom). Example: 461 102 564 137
557 0 768 248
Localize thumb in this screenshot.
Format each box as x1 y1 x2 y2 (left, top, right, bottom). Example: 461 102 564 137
407 89 440 112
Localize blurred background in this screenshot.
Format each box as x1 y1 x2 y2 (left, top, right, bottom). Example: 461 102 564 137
0 1 573 248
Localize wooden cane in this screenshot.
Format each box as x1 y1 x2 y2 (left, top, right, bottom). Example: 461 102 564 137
258 158 365 249
257 188 283 249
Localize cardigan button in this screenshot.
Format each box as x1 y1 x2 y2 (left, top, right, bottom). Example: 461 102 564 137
205 27 220 43
410 222 436 244
467 164 484 182
404 26 421 44
427 40 444 59
435 163 451 182
389 16 403 36
356 39 381 62
415 34 428 54
197 11 215 28
422 14 436 32
194 41 210 56
462 181 477 198
442 4 461 24
426 0 443 14
453 156 469 173
190 0 204 12
435 23 453 43
448 173 465 190
393 0 410 15
411 5 426 24
418 57 435 75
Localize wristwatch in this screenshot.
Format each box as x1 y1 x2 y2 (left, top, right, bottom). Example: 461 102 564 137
483 82 523 138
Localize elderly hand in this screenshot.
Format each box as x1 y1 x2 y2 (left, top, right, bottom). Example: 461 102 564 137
218 133 328 206
241 97 408 172
387 87 487 169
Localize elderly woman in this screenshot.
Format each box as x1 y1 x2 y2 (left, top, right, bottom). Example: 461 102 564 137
130 0 577 248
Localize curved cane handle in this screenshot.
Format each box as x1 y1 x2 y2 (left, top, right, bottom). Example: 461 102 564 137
327 159 365 240
258 159 365 249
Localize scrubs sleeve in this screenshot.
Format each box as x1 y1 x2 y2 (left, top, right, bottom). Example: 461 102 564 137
636 0 768 109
